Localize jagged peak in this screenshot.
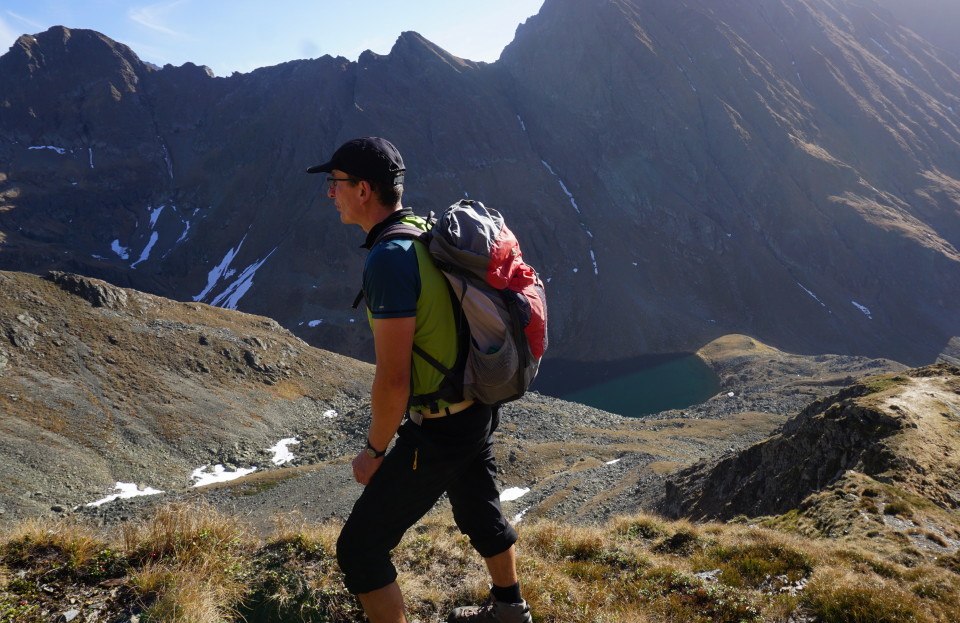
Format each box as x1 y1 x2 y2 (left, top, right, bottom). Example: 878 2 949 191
2 25 148 76
385 30 479 71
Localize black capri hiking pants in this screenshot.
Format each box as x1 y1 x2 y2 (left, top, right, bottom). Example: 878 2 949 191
336 403 518 595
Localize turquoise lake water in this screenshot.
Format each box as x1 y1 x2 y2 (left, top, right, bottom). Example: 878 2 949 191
533 354 721 417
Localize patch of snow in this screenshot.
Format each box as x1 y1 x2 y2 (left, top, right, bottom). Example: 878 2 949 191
500 487 530 502
606 458 622 465
130 232 159 269
572 267 579 273
798 282 827 308
210 247 278 310
88 147 94 168
111 240 130 260
852 301 873 319
148 205 166 229
517 115 526 132
870 37 892 56
322 410 338 419
86 482 164 507
269 438 300 465
175 219 191 244
540 160 581 214
589 249 599 275
28 145 67 155
727 391 735 397
193 237 247 302
308 319 323 327
191 464 257 488
513 507 531 523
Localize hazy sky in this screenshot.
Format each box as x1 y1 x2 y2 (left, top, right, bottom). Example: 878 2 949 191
0 1 546 76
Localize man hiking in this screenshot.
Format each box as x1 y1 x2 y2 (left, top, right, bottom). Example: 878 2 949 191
307 137 532 623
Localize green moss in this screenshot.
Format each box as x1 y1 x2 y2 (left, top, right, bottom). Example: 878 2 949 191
705 543 814 590
641 568 764 623
860 375 909 396
618 517 669 540
884 501 913 518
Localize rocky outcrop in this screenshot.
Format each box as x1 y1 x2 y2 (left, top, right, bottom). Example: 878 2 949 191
46 271 129 309
0 0 958 370
661 363 960 520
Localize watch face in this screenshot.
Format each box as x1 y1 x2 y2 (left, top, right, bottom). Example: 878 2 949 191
365 447 378 458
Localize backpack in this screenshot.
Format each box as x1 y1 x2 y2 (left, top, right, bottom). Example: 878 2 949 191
365 199 548 406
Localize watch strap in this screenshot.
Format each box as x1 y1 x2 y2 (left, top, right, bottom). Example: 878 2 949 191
366 438 386 458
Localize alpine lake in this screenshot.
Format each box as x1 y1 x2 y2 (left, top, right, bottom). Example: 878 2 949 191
533 353 721 418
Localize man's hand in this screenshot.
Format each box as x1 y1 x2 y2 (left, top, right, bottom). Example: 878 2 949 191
352 450 384 485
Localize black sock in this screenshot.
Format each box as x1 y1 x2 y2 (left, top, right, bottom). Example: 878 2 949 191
491 582 522 604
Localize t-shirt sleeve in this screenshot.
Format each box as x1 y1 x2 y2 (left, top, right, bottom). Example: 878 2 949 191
363 240 420 319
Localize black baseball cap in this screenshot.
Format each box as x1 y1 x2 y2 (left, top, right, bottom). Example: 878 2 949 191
306 137 405 184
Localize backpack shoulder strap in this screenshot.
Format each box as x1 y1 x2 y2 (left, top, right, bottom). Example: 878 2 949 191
373 222 429 247
352 221 430 310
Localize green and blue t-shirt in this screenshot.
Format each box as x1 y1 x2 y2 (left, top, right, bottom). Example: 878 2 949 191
362 209 459 411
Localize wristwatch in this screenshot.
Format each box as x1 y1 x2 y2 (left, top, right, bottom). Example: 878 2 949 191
365 438 386 459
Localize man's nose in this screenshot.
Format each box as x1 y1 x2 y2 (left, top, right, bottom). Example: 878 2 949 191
327 185 336 198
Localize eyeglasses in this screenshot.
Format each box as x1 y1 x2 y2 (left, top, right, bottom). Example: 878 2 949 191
326 177 359 189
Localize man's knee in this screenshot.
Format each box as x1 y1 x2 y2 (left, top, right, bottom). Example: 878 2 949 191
336 524 397 595
466 522 519 559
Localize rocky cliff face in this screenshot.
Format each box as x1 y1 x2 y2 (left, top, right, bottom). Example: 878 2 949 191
661 362 960 521
1 0 959 368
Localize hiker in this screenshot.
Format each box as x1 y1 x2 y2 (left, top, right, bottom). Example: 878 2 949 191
307 137 533 623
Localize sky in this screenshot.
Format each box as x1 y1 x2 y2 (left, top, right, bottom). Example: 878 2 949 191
0 0 546 76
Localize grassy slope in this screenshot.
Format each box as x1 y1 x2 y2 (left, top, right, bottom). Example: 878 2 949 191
1 500 958 623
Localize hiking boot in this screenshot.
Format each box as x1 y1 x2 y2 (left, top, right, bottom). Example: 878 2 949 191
446 594 532 623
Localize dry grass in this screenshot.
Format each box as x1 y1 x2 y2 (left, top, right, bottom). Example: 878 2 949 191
2 502 960 622
122 503 251 621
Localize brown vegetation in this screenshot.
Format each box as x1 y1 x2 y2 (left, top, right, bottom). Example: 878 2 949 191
2 500 959 622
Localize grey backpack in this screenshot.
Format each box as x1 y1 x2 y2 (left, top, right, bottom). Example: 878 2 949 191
370 199 548 406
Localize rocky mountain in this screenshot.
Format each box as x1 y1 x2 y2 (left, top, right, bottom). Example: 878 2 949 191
1 0 959 371
0 270 908 530
661 361 960 525
0 270 373 523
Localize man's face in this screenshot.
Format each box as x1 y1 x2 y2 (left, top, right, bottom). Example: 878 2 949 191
327 169 362 225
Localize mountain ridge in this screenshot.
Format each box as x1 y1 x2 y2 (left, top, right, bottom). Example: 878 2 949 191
1 0 958 370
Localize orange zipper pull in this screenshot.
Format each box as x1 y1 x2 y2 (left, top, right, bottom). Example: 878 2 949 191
413 448 418 470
